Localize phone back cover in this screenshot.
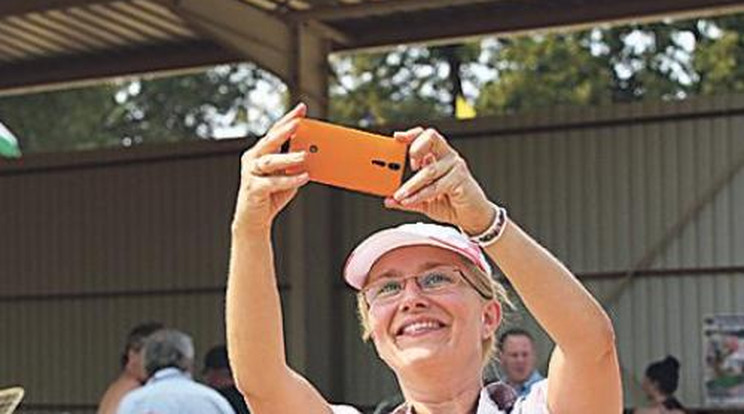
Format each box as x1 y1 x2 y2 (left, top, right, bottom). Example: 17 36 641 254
289 119 407 197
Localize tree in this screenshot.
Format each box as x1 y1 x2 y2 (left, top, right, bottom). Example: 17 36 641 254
0 64 285 154
109 64 286 145
693 15 744 95
330 13 744 121
3 13 744 154
0 86 120 153
475 31 615 114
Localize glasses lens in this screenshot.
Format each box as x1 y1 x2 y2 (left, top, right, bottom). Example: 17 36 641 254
364 267 464 305
366 279 403 304
418 270 457 291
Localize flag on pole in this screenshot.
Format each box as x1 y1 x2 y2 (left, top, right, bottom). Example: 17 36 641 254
455 95 477 120
0 121 21 158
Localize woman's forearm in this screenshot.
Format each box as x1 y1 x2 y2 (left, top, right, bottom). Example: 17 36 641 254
226 227 289 397
487 219 615 360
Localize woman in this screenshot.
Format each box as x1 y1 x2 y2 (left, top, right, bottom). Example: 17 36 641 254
634 356 685 414
226 103 622 413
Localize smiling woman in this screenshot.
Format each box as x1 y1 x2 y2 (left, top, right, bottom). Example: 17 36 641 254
226 103 623 414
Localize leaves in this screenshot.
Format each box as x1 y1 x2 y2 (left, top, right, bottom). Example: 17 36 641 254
330 14 744 123
0 64 285 153
3 14 744 154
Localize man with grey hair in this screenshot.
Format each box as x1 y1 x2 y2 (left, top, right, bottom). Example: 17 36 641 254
117 329 235 414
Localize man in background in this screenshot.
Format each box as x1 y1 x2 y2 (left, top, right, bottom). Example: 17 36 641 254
497 328 545 397
203 345 250 413
117 329 234 414
98 322 164 414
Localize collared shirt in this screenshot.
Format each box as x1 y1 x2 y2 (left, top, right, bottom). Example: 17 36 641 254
511 371 545 398
117 368 235 414
331 379 550 414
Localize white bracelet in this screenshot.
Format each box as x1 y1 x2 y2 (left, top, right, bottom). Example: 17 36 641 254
462 204 508 247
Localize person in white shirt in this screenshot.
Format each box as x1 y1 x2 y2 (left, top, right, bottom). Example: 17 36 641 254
497 329 545 398
117 329 235 414
226 103 622 413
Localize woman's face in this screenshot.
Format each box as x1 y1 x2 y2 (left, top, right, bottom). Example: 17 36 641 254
364 245 500 375
642 376 660 400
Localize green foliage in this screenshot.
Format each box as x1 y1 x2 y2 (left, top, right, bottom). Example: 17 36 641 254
329 47 450 125
0 86 120 153
476 32 614 114
694 15 744 94
3 14 744 154
0 64 285 153
109 65 284 144
330 13 744 122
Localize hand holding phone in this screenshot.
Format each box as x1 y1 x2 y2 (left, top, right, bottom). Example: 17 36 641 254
288 119 407 197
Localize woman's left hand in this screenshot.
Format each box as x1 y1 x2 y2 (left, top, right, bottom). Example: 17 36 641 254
385 127 495 235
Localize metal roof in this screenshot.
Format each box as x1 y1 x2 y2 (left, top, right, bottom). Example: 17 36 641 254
1 0 744 94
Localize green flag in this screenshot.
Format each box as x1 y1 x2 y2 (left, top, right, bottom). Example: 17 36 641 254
0 121 21 158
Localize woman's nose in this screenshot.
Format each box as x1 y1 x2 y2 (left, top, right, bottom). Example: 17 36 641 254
398 279 428 311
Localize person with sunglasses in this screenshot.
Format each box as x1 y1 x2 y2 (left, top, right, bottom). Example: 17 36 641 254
226 103 622 414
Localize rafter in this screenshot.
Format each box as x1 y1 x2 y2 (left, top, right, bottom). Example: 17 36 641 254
0 0 120 16
331 0 744 51
0 41 237 96
291 0 496 21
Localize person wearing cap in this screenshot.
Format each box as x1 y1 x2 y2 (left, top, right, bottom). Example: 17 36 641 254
226 103 622 413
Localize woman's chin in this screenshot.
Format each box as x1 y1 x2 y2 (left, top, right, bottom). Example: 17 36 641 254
394 343 451 371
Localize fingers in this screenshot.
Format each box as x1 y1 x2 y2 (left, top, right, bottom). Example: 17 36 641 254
250 173 310 197
250 102 307 157
393 154 459 202
253 118 301 157
384 197 427 214
393 126 424 144
248 152 306 176
407 128 455 171
398 168 462 206
268 102 306 135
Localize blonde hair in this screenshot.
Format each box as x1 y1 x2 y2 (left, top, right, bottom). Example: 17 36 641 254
356 256 513 366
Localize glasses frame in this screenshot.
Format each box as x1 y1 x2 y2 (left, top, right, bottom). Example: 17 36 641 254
361 265 490 306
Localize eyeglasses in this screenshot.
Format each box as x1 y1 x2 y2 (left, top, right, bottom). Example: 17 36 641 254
362 265 485 306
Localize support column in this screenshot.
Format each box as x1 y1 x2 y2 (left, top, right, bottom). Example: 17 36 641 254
170 0 339 398
283 21 340 400
289 22 330 118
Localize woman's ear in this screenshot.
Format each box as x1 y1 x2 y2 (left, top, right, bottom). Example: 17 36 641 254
481 300 502 340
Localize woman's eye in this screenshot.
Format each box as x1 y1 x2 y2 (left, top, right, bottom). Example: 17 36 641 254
377 281 402 296
421 272 454 288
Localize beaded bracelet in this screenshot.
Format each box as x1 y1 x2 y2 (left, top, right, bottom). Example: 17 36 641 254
462 204 508 248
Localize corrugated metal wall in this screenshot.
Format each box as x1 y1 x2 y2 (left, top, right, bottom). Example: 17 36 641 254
0 140 340 413
0 144 241 411
337 95 744 409
1 93 743 411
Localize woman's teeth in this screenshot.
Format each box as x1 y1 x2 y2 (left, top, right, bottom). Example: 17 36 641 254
401 321 442 335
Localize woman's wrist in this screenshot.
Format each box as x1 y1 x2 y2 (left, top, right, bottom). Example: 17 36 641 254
459 202 508 248
458 200 498 236
231 216 272 241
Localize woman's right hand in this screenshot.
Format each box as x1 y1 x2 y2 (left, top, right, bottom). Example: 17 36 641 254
232 103 310 234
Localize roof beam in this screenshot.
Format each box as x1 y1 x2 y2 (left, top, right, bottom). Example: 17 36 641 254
0 0 119 15
334 0 744 51
0 41 238 96
159 0 294 82
291 0 495 21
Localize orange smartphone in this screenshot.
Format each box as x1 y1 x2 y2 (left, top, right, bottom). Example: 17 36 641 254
288 119 407 197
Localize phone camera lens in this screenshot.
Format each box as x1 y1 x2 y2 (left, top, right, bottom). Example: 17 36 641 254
309 145 318 153
388 163 401 171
